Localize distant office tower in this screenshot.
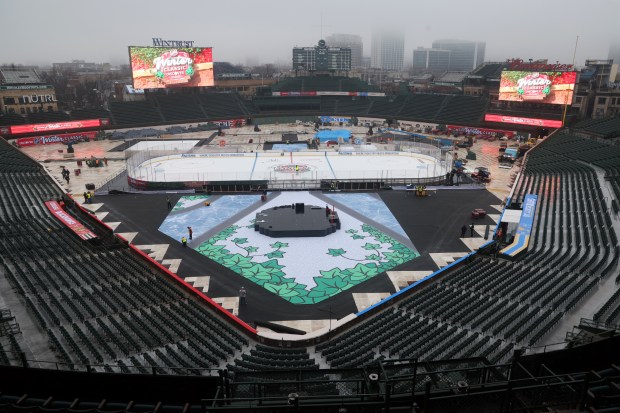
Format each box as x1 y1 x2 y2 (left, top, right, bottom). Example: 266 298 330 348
431 39 485 71
326 34 363 68
371 31 405 71
609 42 620 65
413 48 451 73
292 39 351 72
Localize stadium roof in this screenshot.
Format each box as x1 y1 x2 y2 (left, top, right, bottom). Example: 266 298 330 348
0 68 42 85
470 62 508 79
436 72 468 83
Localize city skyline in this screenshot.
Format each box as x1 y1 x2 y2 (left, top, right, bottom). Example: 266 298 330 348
1 0 618 68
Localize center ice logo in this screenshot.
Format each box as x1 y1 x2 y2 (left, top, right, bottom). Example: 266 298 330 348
274 164 312 173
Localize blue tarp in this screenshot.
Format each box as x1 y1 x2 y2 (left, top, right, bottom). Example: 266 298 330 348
314 129 351 142
501 194 538 257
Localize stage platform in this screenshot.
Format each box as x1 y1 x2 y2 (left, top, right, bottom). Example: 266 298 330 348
254 204 340 237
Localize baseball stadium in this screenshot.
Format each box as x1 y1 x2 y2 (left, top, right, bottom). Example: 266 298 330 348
1 47 620 412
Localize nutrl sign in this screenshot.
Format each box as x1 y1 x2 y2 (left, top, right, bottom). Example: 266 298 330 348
20 94 58 104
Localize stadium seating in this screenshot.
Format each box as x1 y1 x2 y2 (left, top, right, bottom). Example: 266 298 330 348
155 94 205 121
434 95 488 123
109 101 163 126
367 96 406 117
271 76 378 93
333 97 372 115
399 94 446 120
70 108 110 120
1 123 619 378
27 111 72 124
573 116 620 138
196 93 248 119
0 113 28 126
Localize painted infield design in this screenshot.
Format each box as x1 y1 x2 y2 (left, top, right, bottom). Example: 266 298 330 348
159 195 261 242
173 192 419 304
323 192 409 239
172 195 210 212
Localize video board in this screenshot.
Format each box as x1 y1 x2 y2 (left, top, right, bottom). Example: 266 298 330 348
499 71 577 105
129 46 213 89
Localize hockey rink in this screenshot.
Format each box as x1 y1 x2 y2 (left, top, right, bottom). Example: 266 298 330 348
127 151 449 183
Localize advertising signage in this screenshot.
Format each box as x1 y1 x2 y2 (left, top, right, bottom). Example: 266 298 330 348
44 201 98 241
446 125 516 138
4 119 104 135
15 132 97 147
485 114 563 128
129 46 214 89
499 71 577 105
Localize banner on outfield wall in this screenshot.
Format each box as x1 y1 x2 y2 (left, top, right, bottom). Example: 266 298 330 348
272 91 385 97
15 132 97 147
211 119 246 128
484 114 563 128
357 117 385 126
446 125 516 138
44 201 98 241
398 121 438 131
319 116 352 124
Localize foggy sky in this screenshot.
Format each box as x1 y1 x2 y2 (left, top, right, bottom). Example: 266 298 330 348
2 0 618 68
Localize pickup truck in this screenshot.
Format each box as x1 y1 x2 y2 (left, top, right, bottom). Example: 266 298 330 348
499 147 518 163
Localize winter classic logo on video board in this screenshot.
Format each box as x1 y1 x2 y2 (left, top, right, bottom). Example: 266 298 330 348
499 71 577 105
129 46 214 89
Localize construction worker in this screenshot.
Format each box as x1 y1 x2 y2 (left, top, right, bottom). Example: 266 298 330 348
181 236 187 247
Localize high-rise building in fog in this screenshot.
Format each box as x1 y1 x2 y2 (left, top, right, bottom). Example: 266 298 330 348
431 39 485 71
609 42 620 65
609 42 620 82
371 32 404 71
413 48 451 74
326 34 363 69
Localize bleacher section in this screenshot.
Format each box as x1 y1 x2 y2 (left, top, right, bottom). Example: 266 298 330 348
0 91 492 130
435 95 488 123
195 93 248 119
399 94 446 120
26 111 71 124
253 97 321 112
229 345 319 372
70 108 110 121
0 138 248 373
271 76 377 93
573 116 620 139
367 96 407 117
108 101 163 126
0 113 27 126
333 97 372 115
155 94 204 122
